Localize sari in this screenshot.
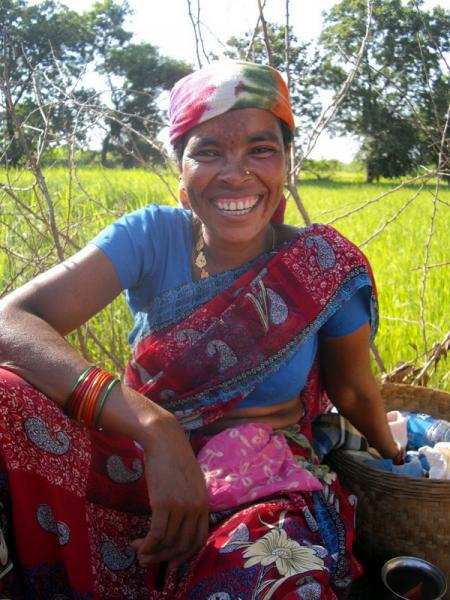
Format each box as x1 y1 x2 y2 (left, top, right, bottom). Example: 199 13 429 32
0 223 376 599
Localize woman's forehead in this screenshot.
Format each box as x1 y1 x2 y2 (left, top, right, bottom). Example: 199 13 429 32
184 108 283 146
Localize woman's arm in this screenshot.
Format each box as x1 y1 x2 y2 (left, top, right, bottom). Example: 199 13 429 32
319 323 398 459
0 245 121 398
0 245 208 567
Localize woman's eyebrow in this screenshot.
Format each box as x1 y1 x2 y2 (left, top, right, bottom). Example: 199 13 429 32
188 136 221 150
247 131 282 144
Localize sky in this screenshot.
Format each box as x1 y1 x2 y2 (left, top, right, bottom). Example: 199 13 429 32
60 0 448 161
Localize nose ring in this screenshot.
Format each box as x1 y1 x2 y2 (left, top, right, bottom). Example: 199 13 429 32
245 169 251 175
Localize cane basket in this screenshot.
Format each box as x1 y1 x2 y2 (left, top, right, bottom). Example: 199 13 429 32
328 382 450 585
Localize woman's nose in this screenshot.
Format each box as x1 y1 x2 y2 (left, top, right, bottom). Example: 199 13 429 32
218 160 252 185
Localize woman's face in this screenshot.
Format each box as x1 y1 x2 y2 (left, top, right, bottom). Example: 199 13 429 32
180 108 288 246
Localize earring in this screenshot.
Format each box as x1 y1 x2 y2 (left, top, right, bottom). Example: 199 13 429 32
245 169 251 175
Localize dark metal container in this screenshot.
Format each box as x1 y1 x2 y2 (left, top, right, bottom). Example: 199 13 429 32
381 556 448 600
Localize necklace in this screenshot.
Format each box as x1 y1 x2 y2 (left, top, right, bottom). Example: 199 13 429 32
194 222 276 279
194 223 209 279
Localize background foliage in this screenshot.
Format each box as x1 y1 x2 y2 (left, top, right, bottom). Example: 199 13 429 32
0 0 448 388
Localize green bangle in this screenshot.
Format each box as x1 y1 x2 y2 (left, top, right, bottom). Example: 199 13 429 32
94 377 120 430
65 365 96 407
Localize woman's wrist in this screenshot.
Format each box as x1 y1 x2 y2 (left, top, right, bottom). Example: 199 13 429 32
97 382 180 448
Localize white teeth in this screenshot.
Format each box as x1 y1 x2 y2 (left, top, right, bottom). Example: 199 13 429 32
214 196 259 213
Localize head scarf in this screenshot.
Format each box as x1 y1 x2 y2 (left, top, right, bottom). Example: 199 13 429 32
168 60 295 148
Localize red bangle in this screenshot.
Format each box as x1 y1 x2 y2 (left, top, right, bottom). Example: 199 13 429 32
393 443 406 465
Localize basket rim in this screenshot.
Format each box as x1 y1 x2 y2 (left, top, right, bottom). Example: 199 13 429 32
379 381 450 399
330 382 450 487
330 449 450 487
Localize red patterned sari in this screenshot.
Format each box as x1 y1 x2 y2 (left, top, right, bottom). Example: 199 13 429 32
0 224 376 599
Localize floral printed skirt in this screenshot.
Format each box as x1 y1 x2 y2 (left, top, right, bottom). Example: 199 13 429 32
0 369 362 599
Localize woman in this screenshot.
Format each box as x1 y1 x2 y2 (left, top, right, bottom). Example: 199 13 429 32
0 61 400 599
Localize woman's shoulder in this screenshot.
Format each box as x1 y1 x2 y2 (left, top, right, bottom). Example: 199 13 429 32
122 203 191 229
277 222 359 250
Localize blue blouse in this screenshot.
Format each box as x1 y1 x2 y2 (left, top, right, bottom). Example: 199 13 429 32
91 204 371 407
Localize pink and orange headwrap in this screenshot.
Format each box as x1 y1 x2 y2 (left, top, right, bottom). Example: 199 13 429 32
170 61 294 224
168 60 295 148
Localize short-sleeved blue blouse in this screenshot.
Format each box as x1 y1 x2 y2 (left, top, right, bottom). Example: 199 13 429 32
91 204 370 407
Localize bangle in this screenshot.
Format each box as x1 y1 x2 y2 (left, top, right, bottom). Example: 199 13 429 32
393 442 406 465
65 366 117 430
65 366 96 408
94 377 120 430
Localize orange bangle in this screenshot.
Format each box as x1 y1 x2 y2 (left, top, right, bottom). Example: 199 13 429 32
66 367 99 418
79 371 112 426
74 370 102 422
66 367 115 430
82 372 112 426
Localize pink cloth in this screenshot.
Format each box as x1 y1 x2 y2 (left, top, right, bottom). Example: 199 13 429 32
197 423 322 511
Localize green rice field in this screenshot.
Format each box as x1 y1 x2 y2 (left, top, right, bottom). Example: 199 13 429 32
0 167 448 389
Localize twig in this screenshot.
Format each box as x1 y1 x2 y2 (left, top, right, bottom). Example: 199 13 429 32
411 261 450 271
370 343 386 374
245 15 262 61
411 0 450 72
186 0 203 68
195 0 210 65
256 0 273 66
326 172 435 225
359 183 424 247
293 0 374 175
1 33 65 261
419 102 449 354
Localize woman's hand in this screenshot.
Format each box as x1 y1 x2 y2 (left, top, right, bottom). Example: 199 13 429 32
130 413 209 569
0 244 210 568
94 380 209 570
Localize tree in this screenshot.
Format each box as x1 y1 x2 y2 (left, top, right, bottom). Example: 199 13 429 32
0 0 131 166
0 0 190 168
319 0 450 182
100 43 191 167
225 23 321 153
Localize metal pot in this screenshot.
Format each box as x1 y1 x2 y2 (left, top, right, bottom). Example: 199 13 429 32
381 556 447 600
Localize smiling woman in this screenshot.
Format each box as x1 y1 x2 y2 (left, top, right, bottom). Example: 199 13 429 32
0 60 399 599
181 108 288 263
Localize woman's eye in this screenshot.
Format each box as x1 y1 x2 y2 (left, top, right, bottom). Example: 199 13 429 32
251 146 277 156
194 149 219 159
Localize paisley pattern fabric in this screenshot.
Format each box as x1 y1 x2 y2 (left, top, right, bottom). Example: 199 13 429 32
125 224 377 434
0 224 376 598
0 369 362 599
0 369 150 599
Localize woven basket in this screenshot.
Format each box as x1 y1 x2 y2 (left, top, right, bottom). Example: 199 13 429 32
328 382 450 585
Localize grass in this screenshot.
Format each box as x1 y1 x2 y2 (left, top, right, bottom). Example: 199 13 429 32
1 166 448 389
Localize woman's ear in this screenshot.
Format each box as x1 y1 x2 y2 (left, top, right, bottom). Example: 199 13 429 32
178 179 190 209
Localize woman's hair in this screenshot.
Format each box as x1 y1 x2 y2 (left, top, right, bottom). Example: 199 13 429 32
173 117 293 168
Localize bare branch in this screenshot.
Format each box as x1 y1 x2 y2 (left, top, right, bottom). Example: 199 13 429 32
411 261 450 271
293 0 374 175
256 0 273 66
245 16 262 62
326 172 434 226
419 102 449 354
359 184 424 248
186 0 204 68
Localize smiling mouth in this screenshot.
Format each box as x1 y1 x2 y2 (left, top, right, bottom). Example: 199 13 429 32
212 195 261 216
